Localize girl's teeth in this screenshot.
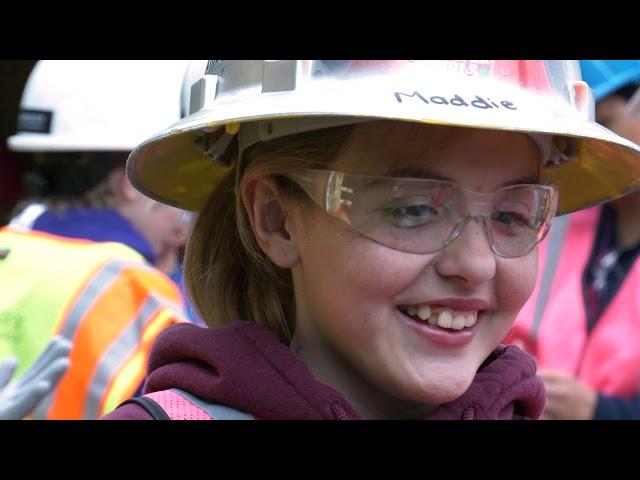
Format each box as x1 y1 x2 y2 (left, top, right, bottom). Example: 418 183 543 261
464 314 475 328
402 305 479 330
436 310 453 329
417 305 431 321
451 315 466 330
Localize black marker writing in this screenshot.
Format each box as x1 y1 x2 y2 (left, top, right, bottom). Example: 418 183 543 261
394 91 517 111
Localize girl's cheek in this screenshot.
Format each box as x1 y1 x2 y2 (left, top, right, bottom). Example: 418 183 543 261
341 244 428 297
497 254 538 313
300 213 431 299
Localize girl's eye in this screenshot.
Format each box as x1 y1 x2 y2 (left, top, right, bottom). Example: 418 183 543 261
383 203 442 227
492 210 531 228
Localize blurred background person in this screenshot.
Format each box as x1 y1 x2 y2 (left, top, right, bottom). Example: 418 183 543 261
509 60 640 420
0 60 193 419
0 61 31 226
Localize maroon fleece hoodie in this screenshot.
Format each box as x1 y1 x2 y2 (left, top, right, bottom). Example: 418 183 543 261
103 322 545 420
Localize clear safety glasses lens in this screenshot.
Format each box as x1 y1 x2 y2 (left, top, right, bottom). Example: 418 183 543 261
282 169 558 258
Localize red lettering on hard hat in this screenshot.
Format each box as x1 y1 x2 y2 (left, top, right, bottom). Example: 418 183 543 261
343 60 499 79
430 61 493 78
323 61 553 96
572 82 588 112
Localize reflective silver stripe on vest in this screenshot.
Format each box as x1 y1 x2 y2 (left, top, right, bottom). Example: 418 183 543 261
32 259 141 419
530 214 571 341
82 293 181 419
170 388 255 420
8 203 47 230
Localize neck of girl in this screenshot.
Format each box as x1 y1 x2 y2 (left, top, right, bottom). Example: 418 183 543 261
289 325 438 420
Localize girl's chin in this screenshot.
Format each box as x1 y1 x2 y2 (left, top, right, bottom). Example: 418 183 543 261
391 370 477 405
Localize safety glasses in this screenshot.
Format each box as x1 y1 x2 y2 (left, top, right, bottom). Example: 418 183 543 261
281 169 558 258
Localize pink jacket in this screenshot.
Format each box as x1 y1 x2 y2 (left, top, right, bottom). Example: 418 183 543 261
511 206 640 396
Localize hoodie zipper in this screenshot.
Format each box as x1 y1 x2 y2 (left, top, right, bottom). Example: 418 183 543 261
329 401 349 420
462 407 476 420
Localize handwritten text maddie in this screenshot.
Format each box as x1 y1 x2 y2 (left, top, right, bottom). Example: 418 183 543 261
394 91 517 111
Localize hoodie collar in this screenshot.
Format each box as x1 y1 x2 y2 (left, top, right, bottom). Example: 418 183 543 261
144 322 360 420
429 345 546 420
144 322 545 420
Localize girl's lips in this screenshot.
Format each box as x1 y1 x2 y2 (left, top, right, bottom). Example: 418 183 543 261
397 308 481 347
401 298 492 312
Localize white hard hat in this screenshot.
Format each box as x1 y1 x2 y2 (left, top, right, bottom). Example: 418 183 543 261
180 60 208 119
127 60 640 215
8 60 190 153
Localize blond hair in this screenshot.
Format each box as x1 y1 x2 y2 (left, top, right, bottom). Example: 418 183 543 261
184 125 355 343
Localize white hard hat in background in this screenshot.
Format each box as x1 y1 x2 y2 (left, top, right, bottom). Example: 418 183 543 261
8 60 191 153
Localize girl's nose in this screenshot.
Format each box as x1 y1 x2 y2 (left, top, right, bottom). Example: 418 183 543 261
434 217 497 286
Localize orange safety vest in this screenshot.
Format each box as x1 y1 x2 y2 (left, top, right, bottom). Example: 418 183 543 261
0 226 188 419
510 206 640 396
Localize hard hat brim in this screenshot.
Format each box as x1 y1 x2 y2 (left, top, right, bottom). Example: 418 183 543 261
127 79 640 216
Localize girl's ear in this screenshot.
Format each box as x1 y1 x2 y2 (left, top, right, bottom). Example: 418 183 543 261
241 176 301 268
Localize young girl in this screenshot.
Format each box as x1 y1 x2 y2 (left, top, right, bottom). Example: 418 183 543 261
104 60 640 420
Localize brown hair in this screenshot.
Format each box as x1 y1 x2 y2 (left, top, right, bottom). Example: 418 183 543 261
184 125 356 343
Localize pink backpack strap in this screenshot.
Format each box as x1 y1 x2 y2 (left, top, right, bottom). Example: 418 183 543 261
121 388 255 420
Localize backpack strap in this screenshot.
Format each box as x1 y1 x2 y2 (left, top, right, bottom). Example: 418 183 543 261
120 388 255 420
120 396 172 420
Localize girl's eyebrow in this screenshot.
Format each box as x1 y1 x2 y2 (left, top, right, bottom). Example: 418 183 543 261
386 168 540 187
503 175 540 186
386 167 449 181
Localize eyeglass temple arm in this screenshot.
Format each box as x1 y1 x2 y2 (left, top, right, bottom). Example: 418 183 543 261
283 170 333 211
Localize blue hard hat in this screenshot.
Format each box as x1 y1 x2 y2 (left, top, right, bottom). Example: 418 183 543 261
580 60 640 101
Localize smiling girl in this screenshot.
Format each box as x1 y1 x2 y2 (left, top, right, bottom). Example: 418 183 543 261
104 60 640 420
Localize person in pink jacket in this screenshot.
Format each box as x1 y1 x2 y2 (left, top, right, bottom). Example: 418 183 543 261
509 60 640 419
104 60 640 420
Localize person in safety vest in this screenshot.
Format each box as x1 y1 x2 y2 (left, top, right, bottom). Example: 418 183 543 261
509 60 640 420
0 60 193 419
104 61 640 420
